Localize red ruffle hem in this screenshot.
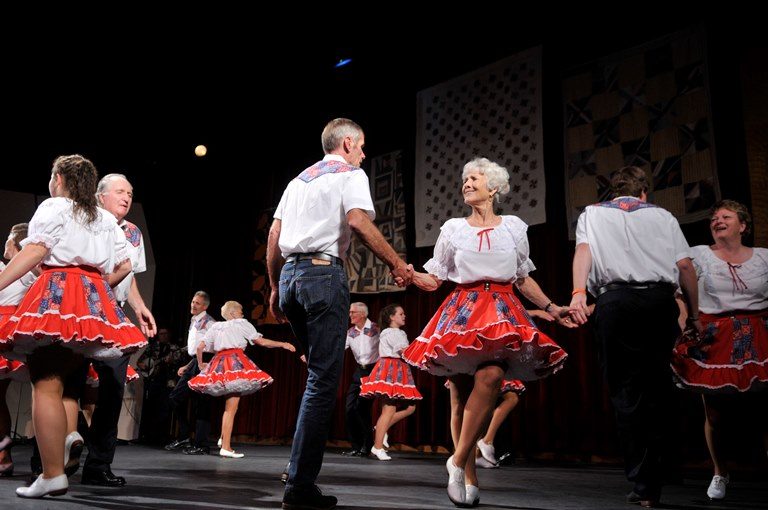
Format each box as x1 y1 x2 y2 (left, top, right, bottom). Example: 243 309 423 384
188 348 274 397
0 266 147 361
671 309 768 393
402 281 567 380
360 357 423 400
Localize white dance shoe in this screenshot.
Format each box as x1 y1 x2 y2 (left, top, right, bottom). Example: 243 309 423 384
219 448 244 458
446 456 466 506
17 474 68 498
370 446 391 461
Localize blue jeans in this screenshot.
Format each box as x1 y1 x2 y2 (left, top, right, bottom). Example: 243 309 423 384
280 258 349 493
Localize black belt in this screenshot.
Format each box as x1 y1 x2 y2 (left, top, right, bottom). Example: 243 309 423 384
596 281 675 297
285 252 343 266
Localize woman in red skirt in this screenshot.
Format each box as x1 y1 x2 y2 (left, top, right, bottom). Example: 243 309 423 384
360 303 422 460
0 155 146 498
402 158 576 507
671 200 767 501
188 300 296 458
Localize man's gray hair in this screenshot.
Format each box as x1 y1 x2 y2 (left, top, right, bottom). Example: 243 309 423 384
96 173 130 195
194 290 211 306
350 301 368 316
321 118 363 154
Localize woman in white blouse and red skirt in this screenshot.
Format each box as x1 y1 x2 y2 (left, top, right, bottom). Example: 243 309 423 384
0 155 146 498
188 300 296 458
402 158 576 507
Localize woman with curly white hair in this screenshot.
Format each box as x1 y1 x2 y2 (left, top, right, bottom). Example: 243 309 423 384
403 157 576 507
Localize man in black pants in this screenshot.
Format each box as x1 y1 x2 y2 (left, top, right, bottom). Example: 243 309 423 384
342 302 379 457
569 166 702 507
165 291 216 454
82 173 157 486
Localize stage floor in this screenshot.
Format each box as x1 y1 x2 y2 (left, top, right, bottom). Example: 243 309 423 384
1 444 766 509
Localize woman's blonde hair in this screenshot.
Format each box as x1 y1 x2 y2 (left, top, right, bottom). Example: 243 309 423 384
221 301 243 320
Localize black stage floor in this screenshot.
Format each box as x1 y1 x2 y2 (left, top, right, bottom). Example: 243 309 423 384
1 444 765 509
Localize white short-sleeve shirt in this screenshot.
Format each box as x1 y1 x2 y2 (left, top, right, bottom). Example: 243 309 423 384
187 311 217 356
202 318 263 352
113 220 147 304
22 197 129 275
575 197 691 296
274 155 375 260
378 327 409 358
692 245 768 314
0 261 36 307
424 215 535 284
345 318 380 366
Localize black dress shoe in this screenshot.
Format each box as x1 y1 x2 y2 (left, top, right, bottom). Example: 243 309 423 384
81 468 127 487
183 446 210 455
164 438 191 451
282 485 337 510
340 449 363 457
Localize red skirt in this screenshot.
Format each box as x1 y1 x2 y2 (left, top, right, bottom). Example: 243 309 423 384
402 282 567 380
671 309 768 393
188 348 273 397
0 266 147 360
0 305 27 381
86 363 139 387
443 378 525 394
360 357 423 400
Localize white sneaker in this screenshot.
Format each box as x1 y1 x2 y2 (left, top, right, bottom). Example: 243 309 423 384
706 474 729 500
475 455 498 469
217 437 222 447
219 448 244 459
370 446 391 461
446 456 466 506
476 439 497 465
63 432 84 474
383 433 389 449
16 474 68 498
465 484 480 507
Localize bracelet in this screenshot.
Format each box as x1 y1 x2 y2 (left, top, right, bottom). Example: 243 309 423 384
543 302 554 313
689 316 700 321
571 288 586 296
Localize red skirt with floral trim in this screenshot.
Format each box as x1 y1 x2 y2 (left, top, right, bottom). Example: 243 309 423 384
671 309 768 393
86 363 140 387
402 282 567 380
0 266 147 361
188 348 273 397
360 357 422 400
443 378 525 394
0 305 27 381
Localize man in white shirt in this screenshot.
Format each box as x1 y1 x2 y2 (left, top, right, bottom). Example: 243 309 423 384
268 118 413 510
165 291 216 454
82 173 157 487
569 166 702 507
342 302 379 457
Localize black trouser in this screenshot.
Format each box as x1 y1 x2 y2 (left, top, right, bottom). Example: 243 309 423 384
169 356 211 447
140 374 173 444
84 355 130 471
593 285 680 500
345 363 374 451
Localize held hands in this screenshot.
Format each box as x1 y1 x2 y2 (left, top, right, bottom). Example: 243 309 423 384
391 262 415 287
568 292 590 325
550 304 578 329
527 309 555 322
269 288 287 323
